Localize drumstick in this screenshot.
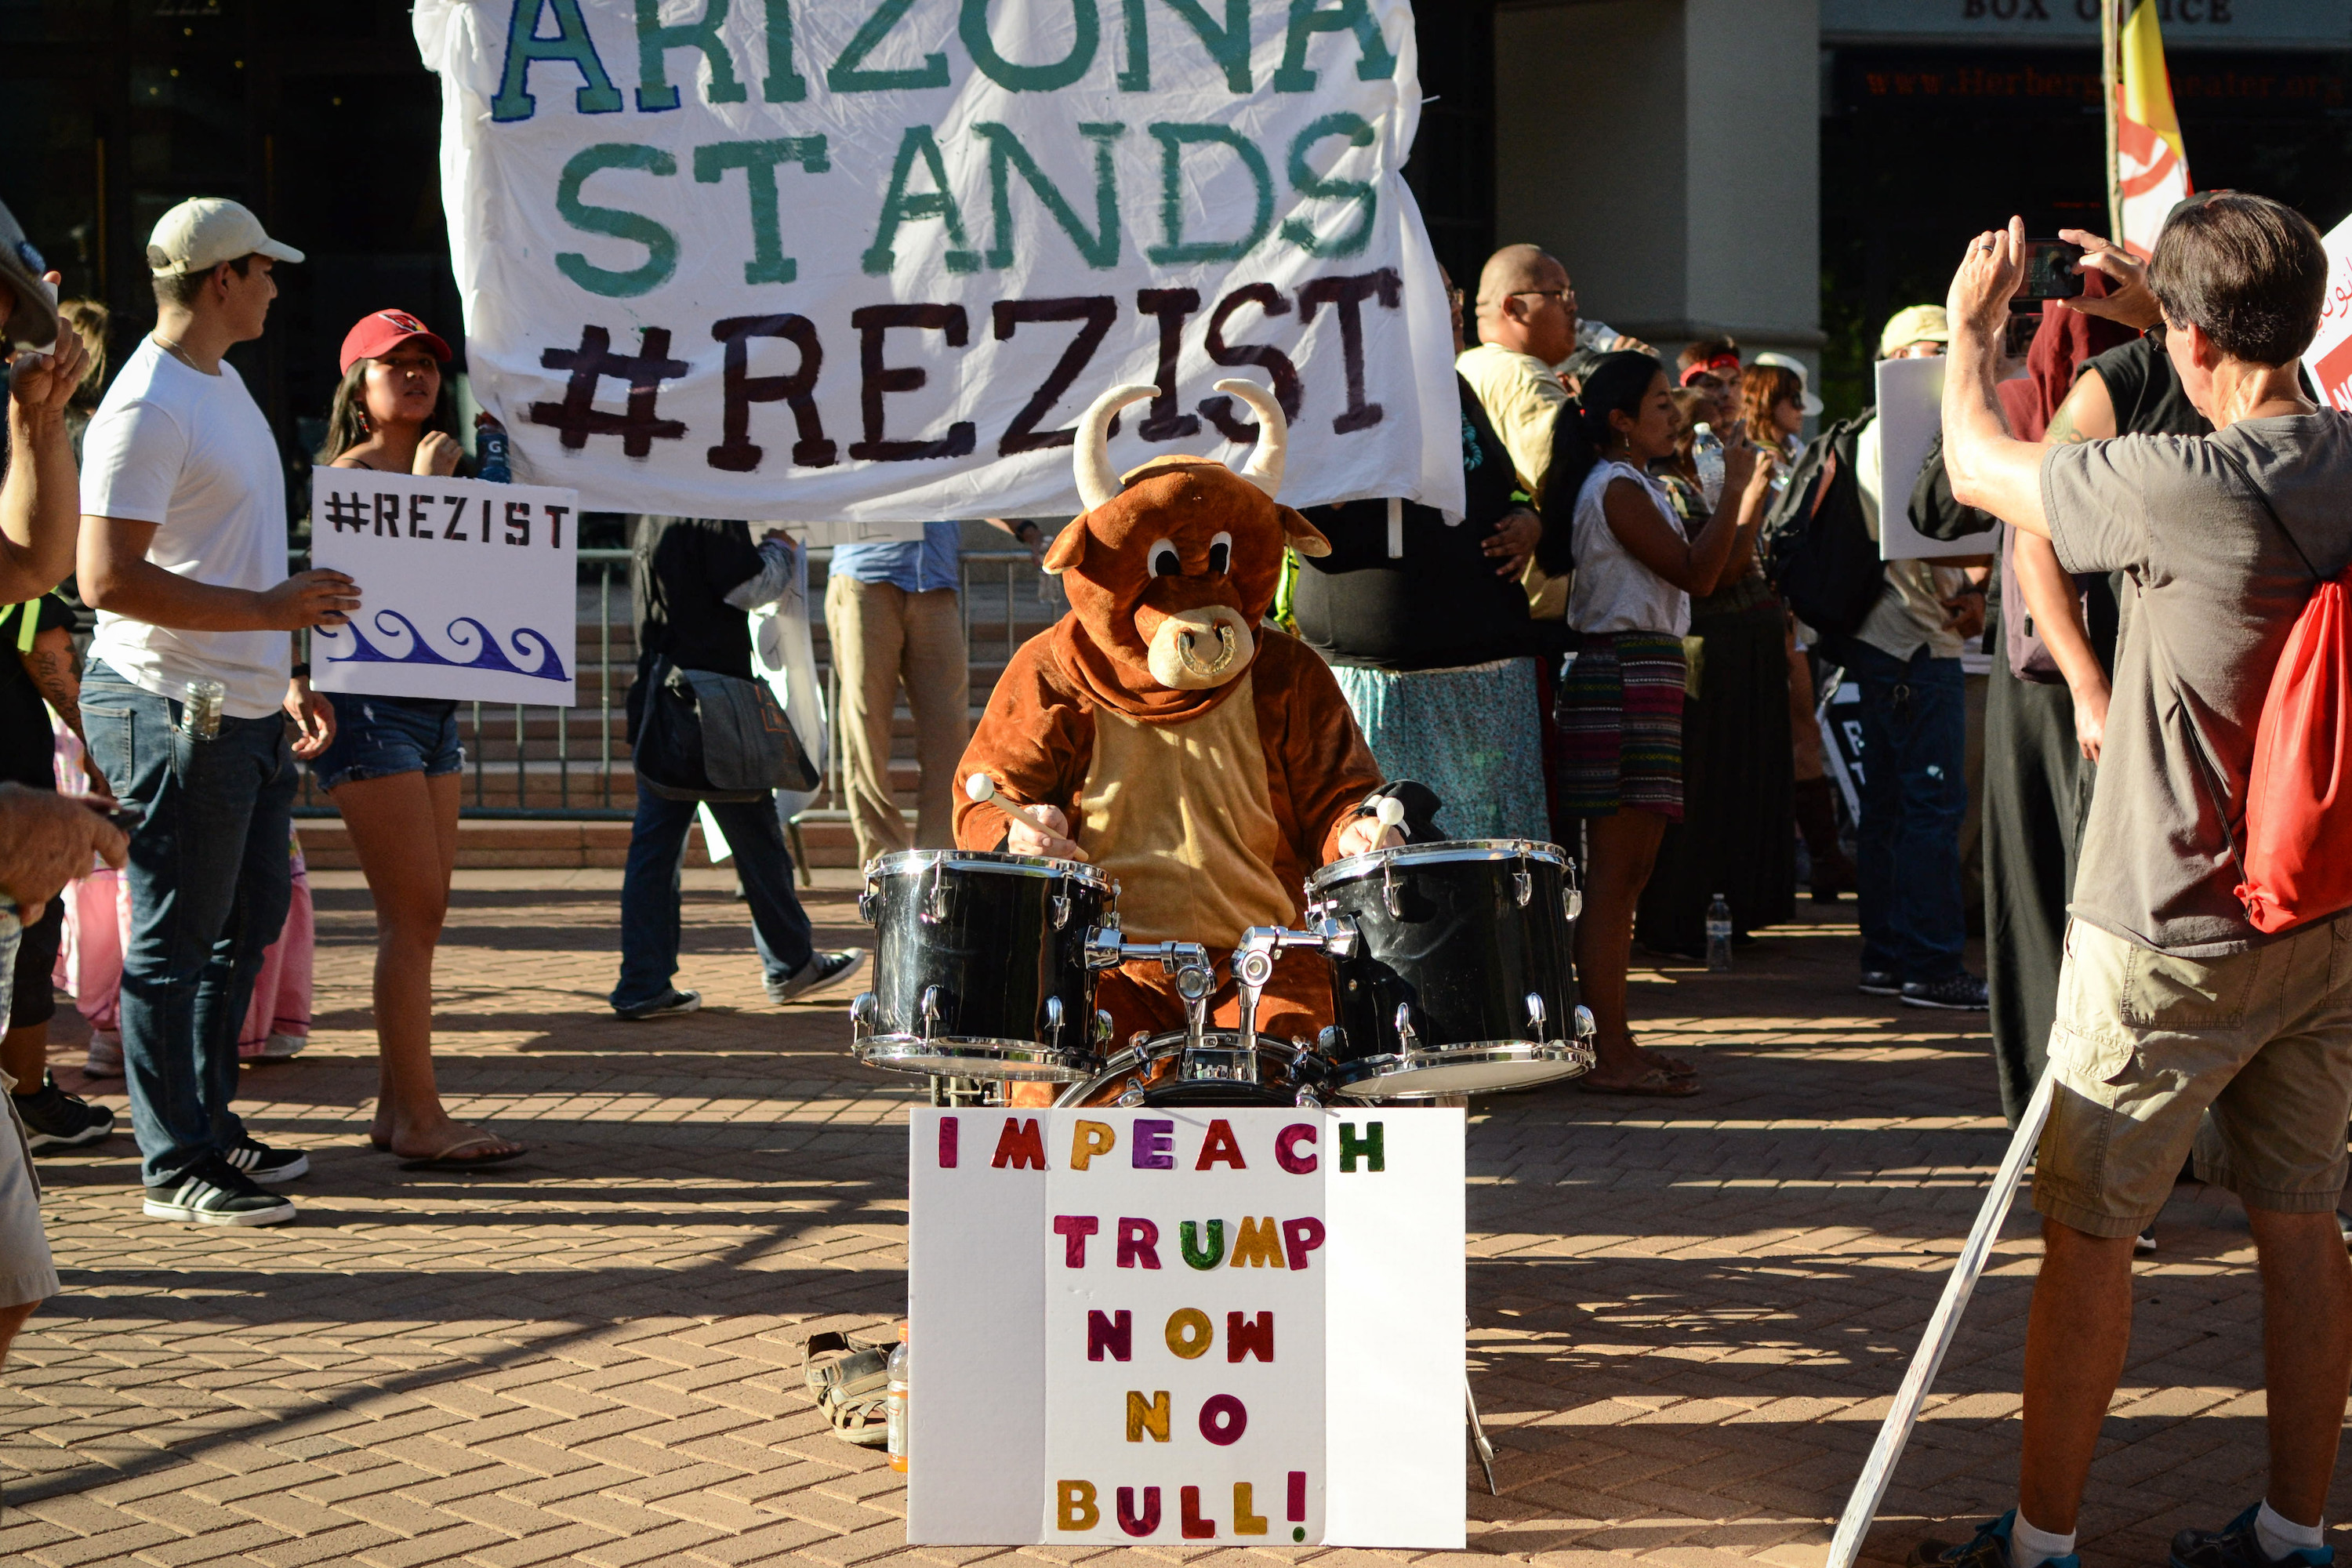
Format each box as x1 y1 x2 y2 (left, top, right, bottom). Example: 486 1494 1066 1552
964 773 1074 845
1374 797 1405 832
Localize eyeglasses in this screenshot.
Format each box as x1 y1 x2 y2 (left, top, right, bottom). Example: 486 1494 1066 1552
1507 288 1576 307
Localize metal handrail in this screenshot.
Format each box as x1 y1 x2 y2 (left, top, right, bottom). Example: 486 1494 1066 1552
289 543 1060 823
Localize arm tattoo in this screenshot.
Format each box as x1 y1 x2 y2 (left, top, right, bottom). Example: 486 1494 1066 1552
2045 403 2090 446
23 644 84 736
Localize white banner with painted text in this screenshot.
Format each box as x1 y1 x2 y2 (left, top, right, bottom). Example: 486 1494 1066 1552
412 0 1462 522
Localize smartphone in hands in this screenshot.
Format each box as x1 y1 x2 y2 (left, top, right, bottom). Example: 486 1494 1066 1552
2017 239 2087 301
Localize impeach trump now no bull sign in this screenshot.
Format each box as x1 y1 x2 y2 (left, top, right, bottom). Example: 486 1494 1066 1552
906 1107 1464 1548
309 470 583 707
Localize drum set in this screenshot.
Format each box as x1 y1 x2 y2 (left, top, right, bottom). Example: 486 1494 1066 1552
847 820 1599 1109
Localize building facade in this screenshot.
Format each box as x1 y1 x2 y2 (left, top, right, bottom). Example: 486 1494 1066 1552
5 0 2350 462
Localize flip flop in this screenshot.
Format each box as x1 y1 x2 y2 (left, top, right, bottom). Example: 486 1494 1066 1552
803 1329 895 1447
396 1136 528 1172
1578 1066 1700 1098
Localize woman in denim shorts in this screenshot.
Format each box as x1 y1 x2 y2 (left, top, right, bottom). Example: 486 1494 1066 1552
312 310 524 1171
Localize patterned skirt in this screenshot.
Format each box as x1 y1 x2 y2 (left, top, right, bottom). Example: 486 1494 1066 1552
1330 657 1548 841
1552 630 1687 820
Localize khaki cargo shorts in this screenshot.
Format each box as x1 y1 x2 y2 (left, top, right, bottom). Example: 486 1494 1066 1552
2034 915 2352 1239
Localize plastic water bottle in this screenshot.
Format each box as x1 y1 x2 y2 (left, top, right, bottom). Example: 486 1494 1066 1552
1693 424 1726 508
885 1323 909 1472
179 677 225 741
1706 892 1733 972
474 412 511 484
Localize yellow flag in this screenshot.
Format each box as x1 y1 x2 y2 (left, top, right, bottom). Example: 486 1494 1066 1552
2113 0 2191 259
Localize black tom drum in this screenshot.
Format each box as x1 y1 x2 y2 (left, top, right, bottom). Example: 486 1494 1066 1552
851 850 1109 1080
1308 839 1595 1098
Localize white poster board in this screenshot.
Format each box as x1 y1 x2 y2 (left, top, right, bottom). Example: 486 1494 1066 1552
1874 354 1978 561
2305 211 2352 412
409 0 1465 524
309 470 581 706
906 1106 1463 1548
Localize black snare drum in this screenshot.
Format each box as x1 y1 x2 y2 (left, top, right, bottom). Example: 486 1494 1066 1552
1307 839 1594 1099
1057 1030 1327 1109
851 850 1111 1080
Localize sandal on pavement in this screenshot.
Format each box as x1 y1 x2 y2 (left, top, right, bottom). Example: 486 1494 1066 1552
1579 1066 1700 1098
803 1329 895 1447
397 1136 528 1172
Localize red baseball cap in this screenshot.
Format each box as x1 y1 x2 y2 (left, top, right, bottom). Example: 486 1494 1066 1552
339 309 452 374
1679 352 1741 387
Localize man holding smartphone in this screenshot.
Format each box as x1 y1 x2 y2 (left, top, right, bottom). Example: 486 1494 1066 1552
76 197 358 1227
1927 197 2351 1568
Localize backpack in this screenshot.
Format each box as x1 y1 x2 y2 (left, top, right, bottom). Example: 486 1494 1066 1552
2217 448 2352 934
1762 411 1887 637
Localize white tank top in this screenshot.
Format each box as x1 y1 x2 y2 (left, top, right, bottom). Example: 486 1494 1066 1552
1566 459 1691 637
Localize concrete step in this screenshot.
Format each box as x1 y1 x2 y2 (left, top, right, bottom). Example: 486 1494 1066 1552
297 814 872 872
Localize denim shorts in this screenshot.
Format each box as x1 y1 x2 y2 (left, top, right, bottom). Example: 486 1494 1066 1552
311 695 463 792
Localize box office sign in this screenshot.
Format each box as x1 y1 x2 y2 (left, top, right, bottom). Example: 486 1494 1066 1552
308 470 583 707
906 1107 1464 1548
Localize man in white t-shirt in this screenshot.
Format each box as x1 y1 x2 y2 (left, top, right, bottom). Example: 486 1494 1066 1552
76 197 358 1227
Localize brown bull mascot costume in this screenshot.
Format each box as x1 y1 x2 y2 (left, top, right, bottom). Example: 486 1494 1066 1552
954 379 1393 1082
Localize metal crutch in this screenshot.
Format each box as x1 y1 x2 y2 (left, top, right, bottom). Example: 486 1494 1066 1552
1824 1070 2057 1568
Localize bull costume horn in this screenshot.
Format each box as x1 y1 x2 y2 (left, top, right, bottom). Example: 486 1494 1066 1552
1211 378 1287 499
1069 378 1289 511
1072 384 1159 513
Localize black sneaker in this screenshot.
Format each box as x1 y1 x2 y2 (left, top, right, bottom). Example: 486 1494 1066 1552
143 1157 297 1226
12 1073 115 1152
768 949 869 1006
615 988 702 1022
2172 1504 2333 1568
1903 974 1990 1011
1909 1511 2079 1568
221 1137 308 1185
1860 970 1903 997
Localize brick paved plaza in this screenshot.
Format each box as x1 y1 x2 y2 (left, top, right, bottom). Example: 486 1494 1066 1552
0 869 2335 1567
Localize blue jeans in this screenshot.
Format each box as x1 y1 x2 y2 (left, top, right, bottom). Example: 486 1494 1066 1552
1842 641 1968 985
612 791 815 1011
310 695 461 791
81 663 296 1186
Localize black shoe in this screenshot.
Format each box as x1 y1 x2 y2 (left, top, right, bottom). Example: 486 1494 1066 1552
12 1073 114 1152
1909 1512 2078 1568
143 1156 297 1226
615 988 702 1022
1903 974 1990 1011
221 1137 308 1185
768 949 869 1006
2172 1504 2333 1568
2136 1228 2158 1254
1860 970 1902 997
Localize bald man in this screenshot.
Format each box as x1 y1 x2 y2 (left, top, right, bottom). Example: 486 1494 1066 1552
1457 245 1579 497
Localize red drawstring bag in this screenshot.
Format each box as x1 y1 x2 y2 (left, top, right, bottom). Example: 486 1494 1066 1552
2223 452 2352 933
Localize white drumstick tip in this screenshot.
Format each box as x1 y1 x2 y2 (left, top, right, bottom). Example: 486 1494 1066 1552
1374 797 1406 830
964 771 996 804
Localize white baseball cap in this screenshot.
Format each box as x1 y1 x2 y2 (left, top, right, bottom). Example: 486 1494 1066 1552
145 197 304 278
1751 350 1824 417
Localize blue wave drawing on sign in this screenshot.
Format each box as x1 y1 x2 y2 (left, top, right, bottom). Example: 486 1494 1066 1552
323 611 570 683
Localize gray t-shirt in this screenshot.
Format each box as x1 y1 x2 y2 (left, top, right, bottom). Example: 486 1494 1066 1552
2044 410 2352 954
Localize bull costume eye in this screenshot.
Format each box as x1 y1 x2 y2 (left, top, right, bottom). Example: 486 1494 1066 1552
1207 532 1232 575
1148 538 1181 578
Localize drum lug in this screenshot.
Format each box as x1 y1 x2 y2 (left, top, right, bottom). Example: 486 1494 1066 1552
1393 1002 1419 1049
1095 1009 1115 1047
1044 994 1065 1044
1575 1004 1597 1040
1116 1085 1149 1107
1564 867 1584 923
918 985 944 1041
920 860 949 924
1525 991 1547 1040
1317 1025 1346 1057
1293 1083 1324 1109
849 991 877 1043
1514 868 1533 907
1382 859 1403 918
856 880 879 925
1051 891 1072 929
